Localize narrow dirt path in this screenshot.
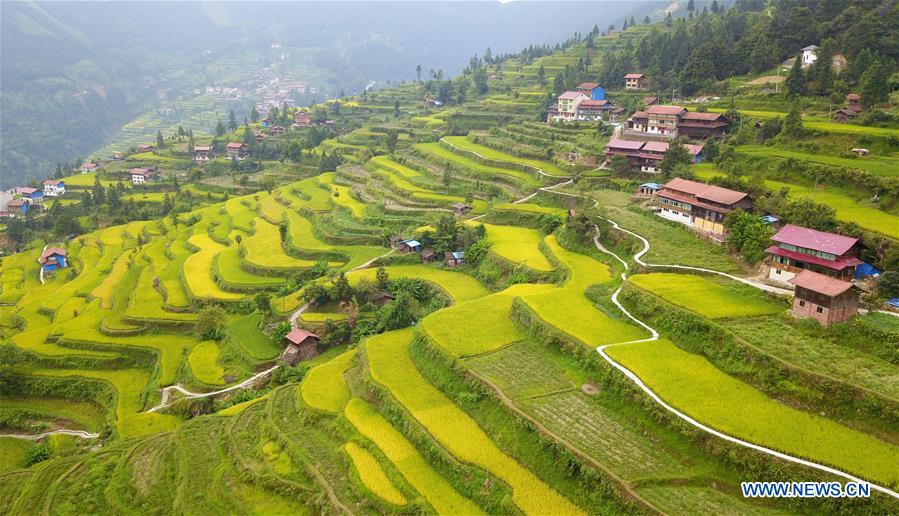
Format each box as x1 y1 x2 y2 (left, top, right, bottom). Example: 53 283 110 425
0 429 100 441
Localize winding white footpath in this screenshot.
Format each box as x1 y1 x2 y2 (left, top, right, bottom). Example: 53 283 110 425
583 217 899 500
530 181 898 499
0 429 100 441
147 249 396 412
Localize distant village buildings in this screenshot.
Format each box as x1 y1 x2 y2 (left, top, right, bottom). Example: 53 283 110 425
604 139 704 174
129 167 158 185
576 82 606 101
193 145 212 161
226 142 249 161
81 162 100 173
801 45 819 67
43 180 66 197
624 73 648 90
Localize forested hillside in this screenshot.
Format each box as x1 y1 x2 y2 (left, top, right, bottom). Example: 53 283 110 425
0 1 647 188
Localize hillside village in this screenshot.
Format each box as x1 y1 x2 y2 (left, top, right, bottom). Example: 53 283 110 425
1 1 899 514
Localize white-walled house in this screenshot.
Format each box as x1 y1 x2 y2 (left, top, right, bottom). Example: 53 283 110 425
43 180 66 197
801 45 819 67
555 91 588 121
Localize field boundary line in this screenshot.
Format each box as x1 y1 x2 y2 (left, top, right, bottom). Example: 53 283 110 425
464 366 658 513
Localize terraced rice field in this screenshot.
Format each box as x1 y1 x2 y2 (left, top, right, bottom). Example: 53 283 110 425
343 442 408 506
478 223 554 272
414 142 544 187
738 144 899 178
763 179 899 239
443 136 569 176
606 339 899 486
729 319 899 400
422 284 554 357
365 329 585 515
629 273 785 319
300 349 356 413
344 398 481 515
349 265 489 303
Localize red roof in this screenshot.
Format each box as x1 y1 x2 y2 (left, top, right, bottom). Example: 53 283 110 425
18 187 38 195
577 82 601 90
662 178 748 206
642 96 659 104
771 224 857 256
558 91 587 100
642 141 669 153
7 199 28 208
680 111 726 121
194 146 211 152
766 246 861 271
624 73 644 79
629 111 649 119
846 93 860 101
39 247 67 264
226 142 246 149
285 329 320 345
789 270 855 297
605 139 645 151
43 180 63 185
579 99 609 108
647 105 687 116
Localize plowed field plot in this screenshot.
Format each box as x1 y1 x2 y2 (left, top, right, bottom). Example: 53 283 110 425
636 486 786 515
729 319 899 400
464 341 575 398
519 391 684 480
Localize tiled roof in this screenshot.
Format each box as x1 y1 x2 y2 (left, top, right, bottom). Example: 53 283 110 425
285 329 319 345
663 178 748 205
771 224 858 256
789 269 854 297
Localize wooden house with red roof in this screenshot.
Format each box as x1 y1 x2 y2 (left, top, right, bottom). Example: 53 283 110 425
193 146 212 161
293 110 311 127
789 270 859 325
281 329 321 365
656 178 750 236
626 105 729 139
226 142 249 161
677 112 730 139
766 224 860 284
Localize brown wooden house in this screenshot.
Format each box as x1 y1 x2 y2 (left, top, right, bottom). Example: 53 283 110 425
420 248 438 263
789 270 859 326
281 329 321 365
451 203 472 216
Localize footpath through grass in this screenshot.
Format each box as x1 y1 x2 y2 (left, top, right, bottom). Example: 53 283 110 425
606 339 899 486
